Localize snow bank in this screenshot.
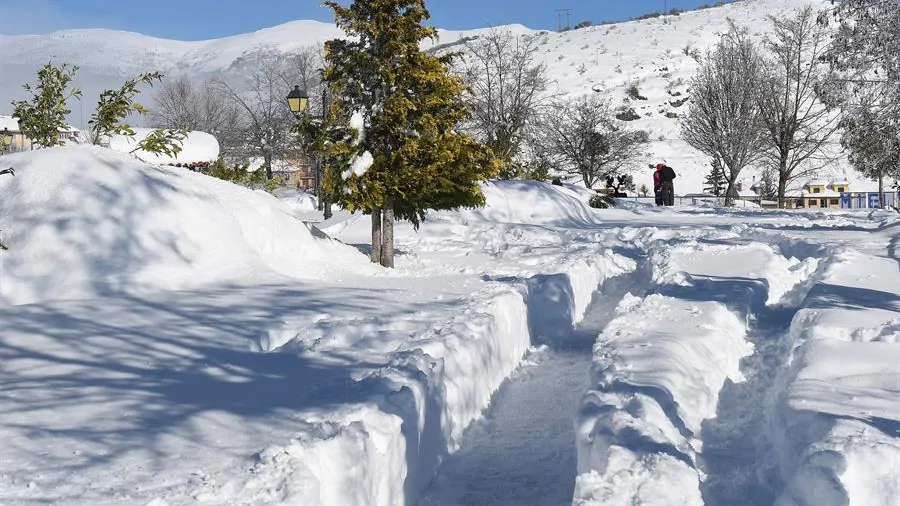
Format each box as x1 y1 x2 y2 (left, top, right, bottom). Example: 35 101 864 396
106 128 220 165
2 169 640 505
769 245 900 506
250 253 636 505
0 145 370 305
574 293 752 505
242 180 638 505
450 180 602 226
654 239 820 307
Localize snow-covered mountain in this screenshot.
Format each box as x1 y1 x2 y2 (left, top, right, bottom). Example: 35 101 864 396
0 0 859 194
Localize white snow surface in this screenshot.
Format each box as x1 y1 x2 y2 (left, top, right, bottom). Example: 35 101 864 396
1 143 899 505
0 146 371 305
105 128 221 165
344 150 373 179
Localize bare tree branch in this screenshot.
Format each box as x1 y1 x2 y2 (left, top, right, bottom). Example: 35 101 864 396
535 94 648 188
681 23 768 206
459 29 549 165
758 6 842 207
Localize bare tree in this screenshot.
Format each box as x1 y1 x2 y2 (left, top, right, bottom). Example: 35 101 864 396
758 7 841 208
460 29 549 165
535 94 648 188
681 24 768 206
211 51 301 179
150 76 242 150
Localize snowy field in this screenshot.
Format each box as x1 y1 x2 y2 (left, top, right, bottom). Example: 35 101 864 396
1 146 898 506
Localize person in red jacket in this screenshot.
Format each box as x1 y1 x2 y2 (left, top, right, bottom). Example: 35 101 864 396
656 162 677 206
650 164 663 206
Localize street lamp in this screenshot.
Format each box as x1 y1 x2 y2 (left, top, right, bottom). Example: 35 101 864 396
286 85 309 114
1 128 13 154
287 82 331 220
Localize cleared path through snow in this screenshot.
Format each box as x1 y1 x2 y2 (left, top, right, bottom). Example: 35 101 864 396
418 273 642 506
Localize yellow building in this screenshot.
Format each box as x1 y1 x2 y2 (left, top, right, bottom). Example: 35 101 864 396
1 116 32 153
797 180 847 209
1 115 83 152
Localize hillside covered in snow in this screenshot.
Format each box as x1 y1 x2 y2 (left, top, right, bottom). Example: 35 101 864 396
0 0 875 195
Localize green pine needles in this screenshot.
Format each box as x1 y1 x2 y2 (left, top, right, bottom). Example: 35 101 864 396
321 0 499 267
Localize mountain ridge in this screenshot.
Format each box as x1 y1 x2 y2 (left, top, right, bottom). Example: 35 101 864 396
2 0 872 194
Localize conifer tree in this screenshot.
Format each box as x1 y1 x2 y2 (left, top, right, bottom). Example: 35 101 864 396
11 62 82 148
322 0 498 267
703 157 727 196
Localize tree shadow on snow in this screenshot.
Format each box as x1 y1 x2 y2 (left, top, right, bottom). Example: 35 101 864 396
0 284 462 503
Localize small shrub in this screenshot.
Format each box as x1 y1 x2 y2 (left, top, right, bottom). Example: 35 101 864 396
635 11 663 21
615 107 641 121
665 111 679 119
551 176 563 186
589 193 616 209
205 157 278 192
670 97 689 108
575 20 593 29
625 82 647 100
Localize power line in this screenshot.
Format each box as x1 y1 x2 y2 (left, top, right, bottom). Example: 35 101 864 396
555 8 571 31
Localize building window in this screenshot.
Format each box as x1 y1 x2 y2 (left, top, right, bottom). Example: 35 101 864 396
809 199 817 206
835 186 845 192
812 187 821 193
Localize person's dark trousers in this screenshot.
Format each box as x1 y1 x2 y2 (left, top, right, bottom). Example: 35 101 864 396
654 189 663 206
662 181 675 206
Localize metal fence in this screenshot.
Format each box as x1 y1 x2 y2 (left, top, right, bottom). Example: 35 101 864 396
615 196 759 208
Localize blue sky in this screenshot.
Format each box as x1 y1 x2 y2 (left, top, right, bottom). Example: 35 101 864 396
0 0 724 40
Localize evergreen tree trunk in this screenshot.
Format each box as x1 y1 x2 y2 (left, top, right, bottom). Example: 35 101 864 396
381 199 395 268
878 170 884 209
371 206 383 264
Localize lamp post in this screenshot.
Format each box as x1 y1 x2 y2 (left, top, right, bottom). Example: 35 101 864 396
1 128 13 154
287 83 332 220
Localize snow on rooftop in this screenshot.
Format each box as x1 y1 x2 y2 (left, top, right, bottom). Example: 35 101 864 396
0 115 19 131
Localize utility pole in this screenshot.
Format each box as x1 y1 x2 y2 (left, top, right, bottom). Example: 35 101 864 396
555 8 571 31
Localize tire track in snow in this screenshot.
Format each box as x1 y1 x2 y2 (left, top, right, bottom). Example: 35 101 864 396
418 272 646 506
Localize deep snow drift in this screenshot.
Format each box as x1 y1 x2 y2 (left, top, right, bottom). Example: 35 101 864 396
0 146 372 305
1 145 899 506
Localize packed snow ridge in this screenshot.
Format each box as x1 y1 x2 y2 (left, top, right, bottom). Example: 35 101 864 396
1 144 898 506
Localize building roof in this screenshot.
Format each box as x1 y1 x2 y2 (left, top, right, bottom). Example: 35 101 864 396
0 115 20 132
